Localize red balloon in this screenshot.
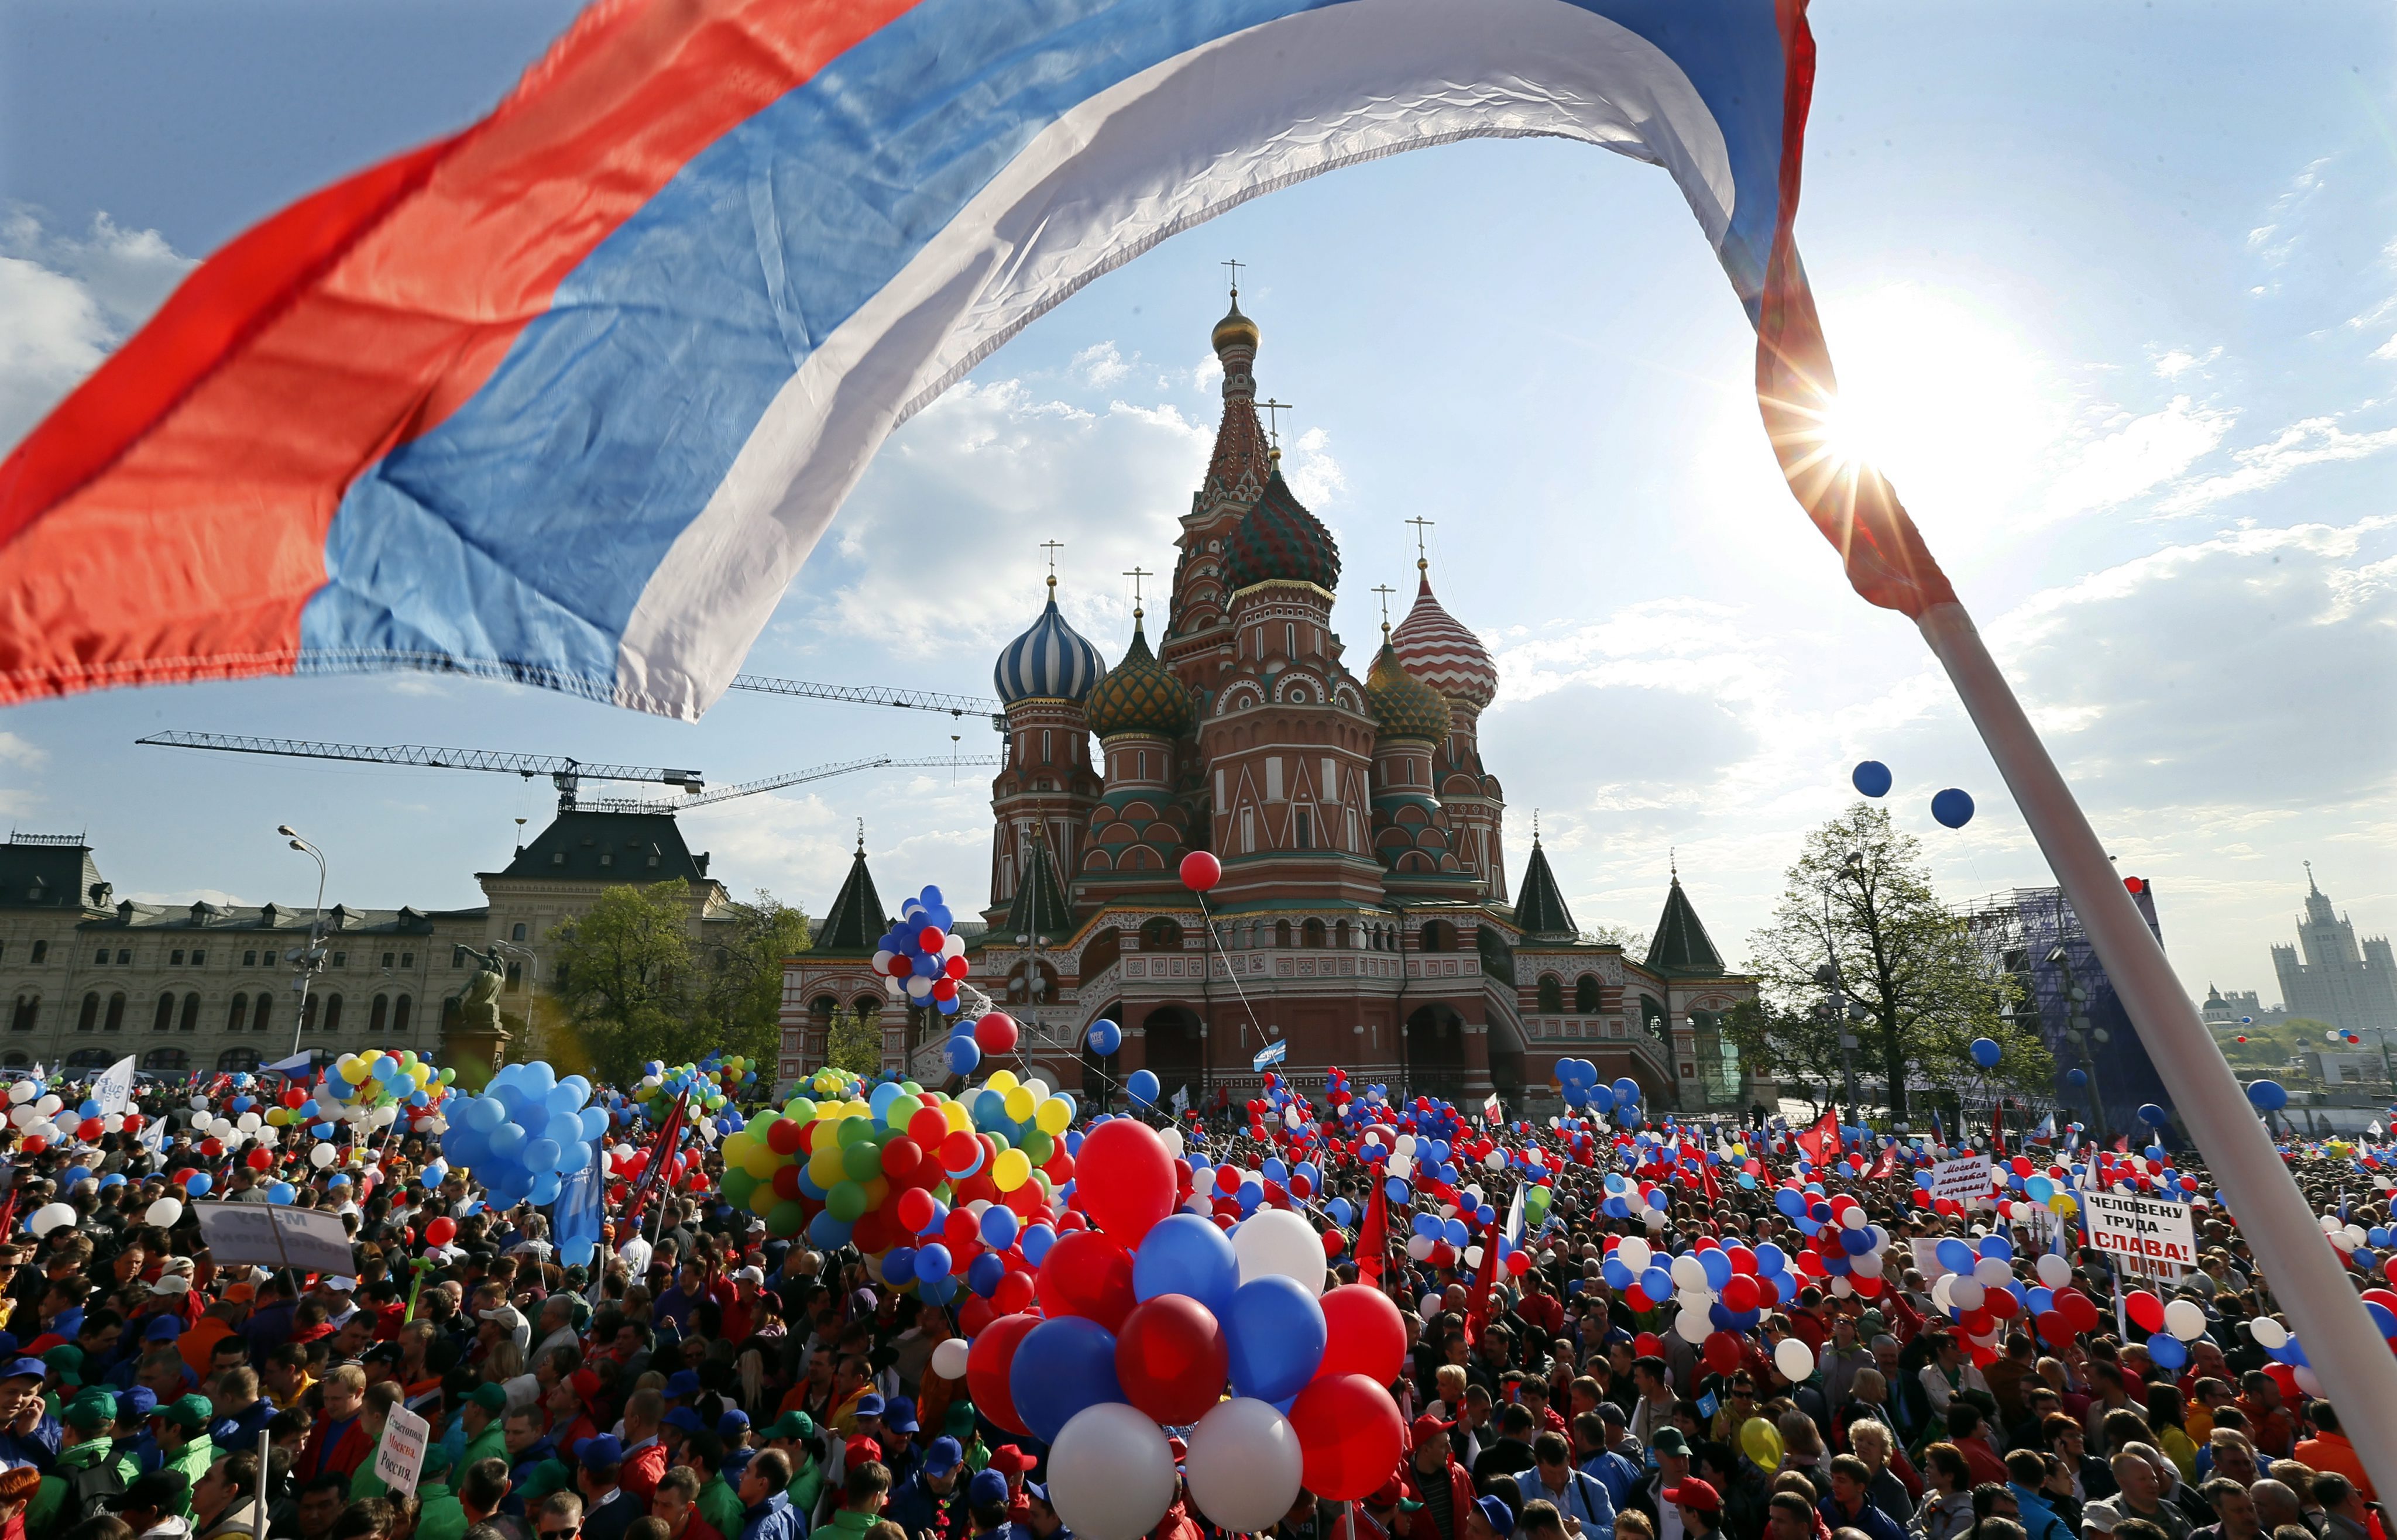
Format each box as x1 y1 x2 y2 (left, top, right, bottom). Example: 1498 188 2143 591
1036 1229 1137 1330
1721 1274 1760 1313
2125 1291 2165 1333
1179 851 1222 893
975 1013 1019 1055
1318 1285 1407 1386
919 926 945 952
424 1216 457 1246
1076 1118 1174 1246
1116 1295 1230 1425
2035 1309 2073 1345
766 1118 807 1156
773 1166 806 1201
1703 1331 1744 1377
967 1313 1040 1435
897 1187 938 1235
945 1208 983 1250
957 1295 996 1340
1623 1285 1652 1313
942 1130 984 1175
992 1272 1036 1315
1323 1231 1347 1258
1725 1246 1757 1276
1634 1332 1665 1359
1289 1374 1404 1501
880 1137 922 1179
245 1147 273 1171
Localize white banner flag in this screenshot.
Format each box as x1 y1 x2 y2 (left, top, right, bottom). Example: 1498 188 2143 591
90 1056 136 1118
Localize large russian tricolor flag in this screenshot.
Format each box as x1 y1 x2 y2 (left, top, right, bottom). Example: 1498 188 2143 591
0 0 1950 720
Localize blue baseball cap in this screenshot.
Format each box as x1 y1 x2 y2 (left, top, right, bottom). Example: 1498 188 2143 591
1477 1496 1516 1538
664 1407 706 1434
142 1317 183 1342
969 1470 1010 1509
574 1434 624 1469
882 1397 918 1434
922 1437 964 1477
716 1410 750 1438
663 1370 700 1399
118 1387 157 1420
853 1393 884 1419
0 1357 47 1382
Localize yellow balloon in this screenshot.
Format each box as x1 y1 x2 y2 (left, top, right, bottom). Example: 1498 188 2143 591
985 1070 1019 1095
992 1149 1031 1192
809 1147 846 1189
943 1101 973 1134
723 1130 754 1164
1004 1087 1036 1122
741 1140 782 1181
1740 1417 1783 1470
843 1098 872 1121
747 1182 779 1218
860 1175 891 1209
1035 1098 1073 1136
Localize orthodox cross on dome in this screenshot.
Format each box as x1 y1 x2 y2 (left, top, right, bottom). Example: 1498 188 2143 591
1221 257 1244 296
1372 583 1397 635
1259 398 1293 455
1533 807 1540 840
1039 539 1064 592
856 817 866 854
1405 515 1436 573
1122 565 1152 619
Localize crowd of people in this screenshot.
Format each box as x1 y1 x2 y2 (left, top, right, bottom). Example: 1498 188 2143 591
0 1066 2382 1540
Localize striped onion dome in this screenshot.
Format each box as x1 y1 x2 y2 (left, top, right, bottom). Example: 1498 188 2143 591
1085 614 1191 738
1224 466 1340 593
1391 565 1497 709
994 579 1105 704
1366 635 1454 742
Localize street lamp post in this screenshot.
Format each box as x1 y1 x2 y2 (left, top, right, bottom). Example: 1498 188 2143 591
277 826 328 1063
2050 945 2110 1144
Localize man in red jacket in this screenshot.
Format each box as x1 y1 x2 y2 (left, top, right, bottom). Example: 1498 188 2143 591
300 1366 375 1484
1401 1416 1478 1540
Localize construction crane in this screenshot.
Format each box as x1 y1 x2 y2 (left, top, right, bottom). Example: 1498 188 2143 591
727 674 1006 731
593 755 1002 815
136 731 703 812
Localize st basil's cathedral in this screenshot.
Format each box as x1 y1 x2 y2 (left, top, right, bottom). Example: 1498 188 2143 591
781 295 1764 1116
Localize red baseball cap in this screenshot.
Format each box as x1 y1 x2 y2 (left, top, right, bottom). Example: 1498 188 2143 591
1664 1481 1722 1515
1411 1414 1457 1443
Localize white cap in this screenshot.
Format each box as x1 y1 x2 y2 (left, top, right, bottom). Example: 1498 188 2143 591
149 1276 191 1295
323 1276 357 1291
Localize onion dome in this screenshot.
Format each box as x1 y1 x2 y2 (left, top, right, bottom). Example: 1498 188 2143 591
1212 290 1259 355
1366 636 1452 742
1085 613 1191 738
993 577 1105 703
1392 563 1497 709
1224 467 1340 593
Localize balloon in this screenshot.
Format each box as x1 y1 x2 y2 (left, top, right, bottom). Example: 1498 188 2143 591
425 1216 457 1246
1225 1276 1326 1402
1702 1331 1743 1377
1125 1069 1160 1108
2250 1318 2289 1350
1179 851 1222 892
1741 1417 1784 1469
1970 1037 2001 1070
1011 1316 1125 1443
976 1013 1019 1056
2247 1080 2288 1112
967 1312 1042 1435
930 1338 970 1381
2138 1104 2168 1127
1184 1398 1303 1533
2147 1332 2187 1371
2125 1292 2166 1334
1317 1285 1407 1386
1087 1019 1122 1056
1932 788 1975 828
1038 1230 1139 1331
1234 1208 1327 1295
1047 1403 1178 1540
1077 1118 1175 1245
1115 1294 1231 1426
1852 760 1893 798
140 1197 181 1228
1289 1373 1406 1501
29 1201 77 1235
1773 1338 1815 1383
1132 1213 1242 1321
2164 1299 2208 1342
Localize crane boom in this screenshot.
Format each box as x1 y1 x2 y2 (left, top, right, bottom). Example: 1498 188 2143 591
593 754 1004 815
728 673 1004 728
136 730 702 811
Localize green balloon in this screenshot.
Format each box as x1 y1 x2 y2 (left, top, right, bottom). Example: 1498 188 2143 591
826 1180 868 1223
840 1141 884 1184
785 1097 818 1122
1020 1129 1053 1167
766 1200 809 1238
722 1168 758 1206
836 1117 875 1149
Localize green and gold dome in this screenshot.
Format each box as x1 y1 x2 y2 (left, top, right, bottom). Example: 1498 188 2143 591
1224 466 1340 593
1085 614 1192 739
1366 635 1452 742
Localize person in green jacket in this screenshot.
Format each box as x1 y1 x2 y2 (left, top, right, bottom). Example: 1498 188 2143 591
458 1385 511 1476
763 1414 823 1518
27 1393 120 1540
416 1455 510 1540
154 1395 217 1519
685 1435 748 1539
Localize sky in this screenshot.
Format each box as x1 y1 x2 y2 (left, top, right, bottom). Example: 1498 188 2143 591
2 1 2393 1009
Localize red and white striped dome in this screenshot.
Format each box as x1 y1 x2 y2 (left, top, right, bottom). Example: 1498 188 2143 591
1391 568 1497 710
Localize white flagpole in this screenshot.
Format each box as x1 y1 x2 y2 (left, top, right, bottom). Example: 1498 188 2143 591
1918 601 2397 1497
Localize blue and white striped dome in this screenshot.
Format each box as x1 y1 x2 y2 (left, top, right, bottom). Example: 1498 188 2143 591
994 585 1105 704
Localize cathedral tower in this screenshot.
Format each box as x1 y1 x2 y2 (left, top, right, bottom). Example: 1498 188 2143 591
1392 551 1505 899
987 575 1104 918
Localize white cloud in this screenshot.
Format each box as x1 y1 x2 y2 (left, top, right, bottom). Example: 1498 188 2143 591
2156 412 2397 513
1283 424 1345 507
2151 346 2221 380
2245 156 2330 270
1070 341 1130 389
2375 333 2397 362
0 733 45 770
0 205 195 452
2044 396 2235 518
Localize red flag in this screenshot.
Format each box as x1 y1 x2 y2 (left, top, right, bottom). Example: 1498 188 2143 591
623 1089 690 1224
1357 1177 1389 1287
1699 1154 1722 1208
1868 1144 1897 1181
1796 1108 1839 1164
1990 1102 2005 1158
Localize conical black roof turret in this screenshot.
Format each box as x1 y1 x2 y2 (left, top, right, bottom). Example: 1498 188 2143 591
1512 837 1578 941
1645 874 1725 976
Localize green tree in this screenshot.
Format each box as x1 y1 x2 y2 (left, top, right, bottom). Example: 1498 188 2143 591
825 1005 884 1076
692 891 812 1067
1718 997 1846 1117
549 879 700 1084
1745 802 2046 1119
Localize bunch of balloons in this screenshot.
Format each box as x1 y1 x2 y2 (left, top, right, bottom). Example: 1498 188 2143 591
875 885 970 1015
1551 1059 1642 1119
633 1057 748 1123
961 1116 1408 1540
325 1048 451 1112
439 1061 606 1209
6 1080 147 1153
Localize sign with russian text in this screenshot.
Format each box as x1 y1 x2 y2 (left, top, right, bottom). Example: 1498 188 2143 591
375 1404 431 1497
1926 1154 1993 1207
2082 1190 2196 1280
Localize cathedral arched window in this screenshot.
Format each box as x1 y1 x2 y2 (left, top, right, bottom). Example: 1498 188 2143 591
1335 920 1351 950
1421 920 1454 953
1537 975 1564 1013
1302 919 1327 950
1576 976 1601 1013
1275 920 1292 948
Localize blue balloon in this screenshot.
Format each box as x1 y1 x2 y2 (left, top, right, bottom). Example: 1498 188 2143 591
1852 761 1893 798
1325 1198 1354 1228
1602 1257 1634 1290
1753 1243 1788 1276
1127 1070 1160 1109
915 1242 954 1280
945 1037 981 1076
980 1206 1020 1248
1225 1276 1326 1403
1698 1249 1733 1289
1970 1037 2001 1070
2247 1080 2288 1112
184 1171 213 1197
1774 1188 1806 1218
2146 1333 2187 1371
1131 1213 1246 1318
1936 1238 1976 1273
1009 1317 1125 1442
1087 1019 1122 1056
1932 788 1975 829
2138 1104 2168 1126
1384 1177 1410 1205
266 1182 295 1205
1020 1223 1056 1267
1612 1078 1641 1105
808 1212 852 1250
2066 1069 2088 1088
967 1252 1007 1298
1640 1267 1674 1301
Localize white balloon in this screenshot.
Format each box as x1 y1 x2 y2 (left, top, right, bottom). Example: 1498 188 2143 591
1931 1274 1957 1311
1615 1237 1653 1274
1184 1399 1304 1532
2250 1317 2289 1350
1420 1294 1443 1323
1483 1151 1506 1171
1406 1235 1434 1261
1774 1338 1816 1383
7 1107 35 1130
1851 1250 1884 1278
1674 1306 1713 1344
143 1197 183 1228
929 1338 970 1381
2036 1253 2073 1288
5 1082 33 1105
310 1143 338 1168
2164 1300 2208 1342
1671 1254 1710 1291
1829 1275 1854 1298
1948 1277 1986 1312
2292 1365 2323 1398
1394 1135 1417 1157
1678 1288 1716 1314
1386 1154 1413 1180
1973 1257 2013 1287
1159 1128 1186 1158
33 1095 59 1118
187 1094 210 1112
28 1202 75 1236
101 1115 123 1133
1643 1207 1667 1230
1233 1208 1326 1295
1464 1245 1484 1269
1048 1403 1177 1540
236 1112 262 1133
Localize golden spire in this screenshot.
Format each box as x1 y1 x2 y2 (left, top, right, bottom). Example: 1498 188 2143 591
1406 515 1436 576
1372 583 1397 638
1040 539 1063 594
